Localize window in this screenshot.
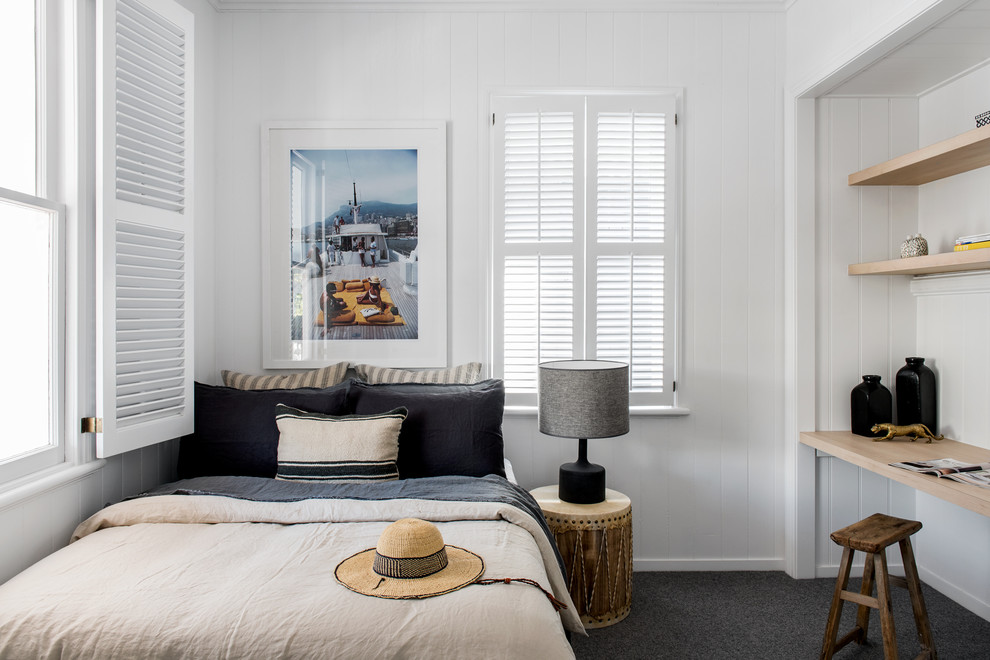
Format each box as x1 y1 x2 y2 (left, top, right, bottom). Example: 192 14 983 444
492 93 678 407
0 0 66 482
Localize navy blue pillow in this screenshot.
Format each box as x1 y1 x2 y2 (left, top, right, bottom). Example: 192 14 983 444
178 381 351 478
347 380 505 479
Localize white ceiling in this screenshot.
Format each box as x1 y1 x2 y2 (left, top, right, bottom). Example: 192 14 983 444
828 0 990 97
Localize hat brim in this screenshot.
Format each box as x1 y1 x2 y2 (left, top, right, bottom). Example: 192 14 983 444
335 545 485 599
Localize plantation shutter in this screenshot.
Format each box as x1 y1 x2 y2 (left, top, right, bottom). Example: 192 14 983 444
493 97 585 405
493 93 676 407
587 95 675 406
96 0 194 457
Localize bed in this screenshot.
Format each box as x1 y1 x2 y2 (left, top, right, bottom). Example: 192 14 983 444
0 377 582 659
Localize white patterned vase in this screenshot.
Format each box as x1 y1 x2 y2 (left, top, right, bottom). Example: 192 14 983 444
900 233 928 258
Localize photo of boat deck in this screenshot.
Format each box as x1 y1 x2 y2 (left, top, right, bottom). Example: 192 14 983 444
287 148 420 343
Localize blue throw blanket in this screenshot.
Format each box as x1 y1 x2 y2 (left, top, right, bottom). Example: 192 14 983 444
135 474 565 575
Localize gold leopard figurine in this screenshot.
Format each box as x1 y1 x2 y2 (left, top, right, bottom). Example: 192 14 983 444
870 423 944 443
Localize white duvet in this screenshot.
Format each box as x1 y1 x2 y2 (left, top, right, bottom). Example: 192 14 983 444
0 494 582 659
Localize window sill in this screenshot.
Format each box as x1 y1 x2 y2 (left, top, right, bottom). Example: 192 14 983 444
504 405 690 417
0 459 107 511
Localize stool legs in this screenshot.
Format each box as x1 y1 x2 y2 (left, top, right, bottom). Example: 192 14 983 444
855 551 876 643
820 539 938 660
820 547 855 660
874 550 898 660
900 538 937 659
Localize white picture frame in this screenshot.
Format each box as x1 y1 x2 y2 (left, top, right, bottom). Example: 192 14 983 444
262 121 447 368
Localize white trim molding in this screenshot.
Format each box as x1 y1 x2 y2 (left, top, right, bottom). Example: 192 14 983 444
634 558 787 572
910 271 990 297
207 0 789 13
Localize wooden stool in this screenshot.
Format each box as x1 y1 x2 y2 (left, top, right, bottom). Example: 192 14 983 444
820 513 937 660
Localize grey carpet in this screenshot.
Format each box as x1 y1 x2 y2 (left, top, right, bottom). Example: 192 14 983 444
570 571 990 659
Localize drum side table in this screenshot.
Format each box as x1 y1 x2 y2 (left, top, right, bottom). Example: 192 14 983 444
530 485 632 628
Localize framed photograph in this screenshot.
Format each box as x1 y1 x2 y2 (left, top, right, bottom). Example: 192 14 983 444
262 121 447 368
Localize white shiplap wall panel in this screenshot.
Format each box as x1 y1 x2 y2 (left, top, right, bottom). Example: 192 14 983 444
0 440 178 584
531 13 560 85
586 13 614 87
505 13 534 87
746 12 780 561
558 12 586 87
814 96 919 573
641 13 670 87
719 12 751 560
213 9 785 569
613 13 643 88
685 12 724 561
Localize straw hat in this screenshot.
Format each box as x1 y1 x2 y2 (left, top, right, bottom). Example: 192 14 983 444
335 518 484 599
369 275 381 285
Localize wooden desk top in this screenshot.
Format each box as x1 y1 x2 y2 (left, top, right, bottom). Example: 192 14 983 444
800 430 990 518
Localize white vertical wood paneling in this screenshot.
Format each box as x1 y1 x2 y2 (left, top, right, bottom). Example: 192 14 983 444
0 439 178 584
504 13 533 87
558 13 587 87
688 13 724 561
747 13 779 561
814 96 919 574
719 13 750 560
911 61 990 613
210 9 784 570
612 13 642 88
586 13 613 87
640 13 669 88
531 13 560 86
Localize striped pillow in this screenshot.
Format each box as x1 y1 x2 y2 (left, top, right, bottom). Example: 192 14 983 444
353 362 482 385
221 362 349 390
274 404 406 483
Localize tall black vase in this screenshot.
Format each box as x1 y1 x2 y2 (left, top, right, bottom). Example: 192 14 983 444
850 375 892 437
896 357 937 433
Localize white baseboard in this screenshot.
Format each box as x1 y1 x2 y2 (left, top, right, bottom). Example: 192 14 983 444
919 566 990 622
633 558 786 571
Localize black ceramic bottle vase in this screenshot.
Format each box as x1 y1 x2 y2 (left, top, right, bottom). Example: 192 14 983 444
850 375 892 437
895 357 937 433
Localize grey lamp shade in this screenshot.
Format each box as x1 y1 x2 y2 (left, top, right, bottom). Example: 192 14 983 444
538 360 630 439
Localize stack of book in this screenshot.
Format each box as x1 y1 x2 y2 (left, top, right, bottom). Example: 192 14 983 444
954 232 990 251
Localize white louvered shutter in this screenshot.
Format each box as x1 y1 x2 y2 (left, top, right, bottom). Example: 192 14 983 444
588 96 675 406
96 0 194 457
493 97 585 404
493 93 676 407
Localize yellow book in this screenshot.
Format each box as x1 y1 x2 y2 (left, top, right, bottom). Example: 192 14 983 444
954 240 990 251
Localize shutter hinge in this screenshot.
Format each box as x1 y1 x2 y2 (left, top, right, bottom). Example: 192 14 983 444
672 381 677 392
492 112 495 126
674 114 678 126
81 417 103 434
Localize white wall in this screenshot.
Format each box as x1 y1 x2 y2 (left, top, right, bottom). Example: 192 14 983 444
214 9 787 569
911 62 990 618
0 0 217 585
786 0 944 93
812 96 919 573
812 65 990 619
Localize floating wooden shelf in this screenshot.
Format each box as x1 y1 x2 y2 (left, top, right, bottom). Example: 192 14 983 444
800 430 990 519
849 124 990 186
848 249 990 276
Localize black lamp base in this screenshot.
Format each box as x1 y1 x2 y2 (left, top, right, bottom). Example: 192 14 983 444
558 438 606 504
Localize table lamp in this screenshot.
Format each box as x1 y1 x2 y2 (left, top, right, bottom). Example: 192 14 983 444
538 360 630 504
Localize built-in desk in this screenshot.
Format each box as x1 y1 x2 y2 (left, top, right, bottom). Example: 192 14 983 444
800 431 990 518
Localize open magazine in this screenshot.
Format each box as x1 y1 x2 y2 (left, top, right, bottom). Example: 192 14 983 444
889 458 990 489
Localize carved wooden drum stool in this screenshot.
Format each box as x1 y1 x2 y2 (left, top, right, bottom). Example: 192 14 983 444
530 486 633 628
